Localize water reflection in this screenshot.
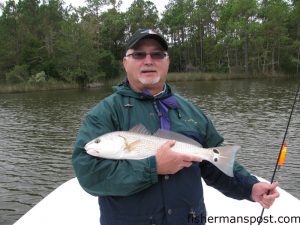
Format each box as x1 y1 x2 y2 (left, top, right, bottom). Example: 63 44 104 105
173 79 300 199
0 79 299 225
0 88 112 225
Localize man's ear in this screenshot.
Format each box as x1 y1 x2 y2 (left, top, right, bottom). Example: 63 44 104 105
166 56 170 66
122 57 128 72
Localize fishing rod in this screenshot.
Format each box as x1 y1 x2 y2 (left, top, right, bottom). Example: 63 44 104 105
258 82 300 225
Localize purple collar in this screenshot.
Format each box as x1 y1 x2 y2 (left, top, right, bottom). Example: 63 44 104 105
143 88 178 130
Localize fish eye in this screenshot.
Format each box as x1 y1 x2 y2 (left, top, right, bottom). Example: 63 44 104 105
94 138 101 144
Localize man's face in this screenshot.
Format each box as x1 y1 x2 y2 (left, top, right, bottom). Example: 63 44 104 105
123 38 170 93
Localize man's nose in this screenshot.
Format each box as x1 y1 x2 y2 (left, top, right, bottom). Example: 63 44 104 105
144 54 153 64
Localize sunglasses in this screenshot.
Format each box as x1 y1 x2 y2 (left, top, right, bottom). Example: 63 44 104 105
126 51 168 60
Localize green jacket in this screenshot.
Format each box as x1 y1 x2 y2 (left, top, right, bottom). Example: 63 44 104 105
72 81 257 198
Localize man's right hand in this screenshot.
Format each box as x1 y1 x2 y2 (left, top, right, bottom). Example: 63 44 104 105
156 140 202 175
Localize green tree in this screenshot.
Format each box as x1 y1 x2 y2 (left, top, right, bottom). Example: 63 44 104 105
0 0 298 86
126 0 159 35
56 12 98 82
99 50 121 78
288 0 300 73
86 0 109 17
5 64 29 83
107 0 122 10
190 0 219 71
85 0 110 51
218 0 259 74
0 0 19 81
259 0 289 74
99 8 126 58
37 0 65 79
161 0 194 71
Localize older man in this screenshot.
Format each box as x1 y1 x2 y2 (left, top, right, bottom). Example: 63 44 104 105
72 28 279 225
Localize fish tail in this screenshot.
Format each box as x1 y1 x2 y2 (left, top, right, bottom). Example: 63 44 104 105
207 145 240 177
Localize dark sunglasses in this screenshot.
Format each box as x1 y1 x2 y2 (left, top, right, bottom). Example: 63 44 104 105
126 51 168 60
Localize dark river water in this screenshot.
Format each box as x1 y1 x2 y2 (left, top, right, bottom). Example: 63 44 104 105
0 78 299 225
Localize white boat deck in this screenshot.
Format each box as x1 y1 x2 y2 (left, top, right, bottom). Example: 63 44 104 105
14 177 300 225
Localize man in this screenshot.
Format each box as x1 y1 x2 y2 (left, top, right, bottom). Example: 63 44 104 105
72 28 279 225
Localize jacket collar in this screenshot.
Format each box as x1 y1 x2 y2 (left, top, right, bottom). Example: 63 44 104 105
114 79 173 100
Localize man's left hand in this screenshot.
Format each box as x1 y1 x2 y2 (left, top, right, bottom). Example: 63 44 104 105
251 182 280 209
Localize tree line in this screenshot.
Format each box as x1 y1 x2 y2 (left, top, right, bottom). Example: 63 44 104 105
0 0 299 86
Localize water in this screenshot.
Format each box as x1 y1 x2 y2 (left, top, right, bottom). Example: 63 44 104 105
0 79 299 225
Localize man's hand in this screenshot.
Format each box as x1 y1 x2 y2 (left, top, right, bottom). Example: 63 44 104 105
251 182 280 209
156 140 202 175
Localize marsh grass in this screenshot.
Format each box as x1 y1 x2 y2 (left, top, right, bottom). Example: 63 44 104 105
166 72 288 82
0 81 78 93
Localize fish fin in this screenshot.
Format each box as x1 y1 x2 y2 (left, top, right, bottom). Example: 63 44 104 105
127 140 141 151
206 145 240 177
129 124 151 135
153 129 202 148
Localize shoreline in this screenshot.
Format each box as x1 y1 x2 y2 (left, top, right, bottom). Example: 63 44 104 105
166 72 298 82
0 72 298 94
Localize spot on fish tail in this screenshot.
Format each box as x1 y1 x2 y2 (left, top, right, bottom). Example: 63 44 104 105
212 148 220 162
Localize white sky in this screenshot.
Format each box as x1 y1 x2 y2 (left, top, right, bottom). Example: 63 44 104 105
0 0 167 15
